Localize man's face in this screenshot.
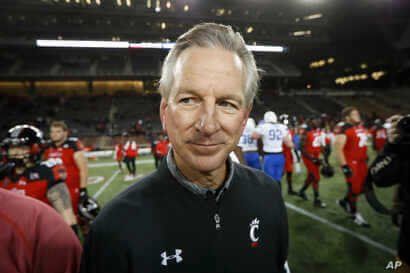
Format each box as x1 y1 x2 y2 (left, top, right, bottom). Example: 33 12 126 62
50 126 67 143
8 146 30 160
348 110 361 124
161 47 250 173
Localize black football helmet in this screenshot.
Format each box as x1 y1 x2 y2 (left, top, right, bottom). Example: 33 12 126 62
1 125 44 168
78 196 100 224
321 163 335 178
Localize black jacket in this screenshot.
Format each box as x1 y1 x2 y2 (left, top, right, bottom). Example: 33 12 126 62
81 160 288 273
368 143 410 265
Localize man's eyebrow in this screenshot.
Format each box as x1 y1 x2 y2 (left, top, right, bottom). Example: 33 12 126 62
176 89 244 104
176 89 201 96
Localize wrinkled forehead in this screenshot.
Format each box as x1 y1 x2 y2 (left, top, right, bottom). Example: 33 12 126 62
171 47 245 98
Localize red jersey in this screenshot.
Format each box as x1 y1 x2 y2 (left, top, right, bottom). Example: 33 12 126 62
337 123 368 162
43 137 84 188
124 141 138 158
0 159 66 205
0 188 82 273
114 144 124 160
283 130 294 158
155 140 169 157
304 128 325 157
371 127 387 152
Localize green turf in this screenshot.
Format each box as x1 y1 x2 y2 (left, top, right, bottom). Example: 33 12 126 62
87 152 398 273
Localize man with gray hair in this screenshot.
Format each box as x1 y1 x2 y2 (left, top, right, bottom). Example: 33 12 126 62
81 22 288 273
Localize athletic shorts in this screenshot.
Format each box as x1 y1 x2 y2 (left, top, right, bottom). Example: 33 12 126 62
302 156 320 181
346 160 368 195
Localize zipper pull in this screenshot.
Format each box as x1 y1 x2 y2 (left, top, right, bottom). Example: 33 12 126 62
214 213 221 230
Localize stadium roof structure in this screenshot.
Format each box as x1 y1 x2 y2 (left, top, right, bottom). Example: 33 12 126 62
0 0 409 88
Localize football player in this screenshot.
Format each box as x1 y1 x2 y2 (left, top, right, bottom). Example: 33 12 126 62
280 114 297 195
238 118 261 169
0 125 80 235
43 121 98 232
334 107 370 227
298 117 327 207
154 133 170 167
252 111 293 184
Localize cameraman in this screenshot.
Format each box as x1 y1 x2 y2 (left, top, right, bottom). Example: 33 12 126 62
367 115 409 271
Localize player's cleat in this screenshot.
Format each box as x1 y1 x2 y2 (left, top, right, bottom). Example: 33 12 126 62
288 190 298 196
124 175 134 181
298 191 308 201
337 199 351 214
353 213 371 228
314 199 327 208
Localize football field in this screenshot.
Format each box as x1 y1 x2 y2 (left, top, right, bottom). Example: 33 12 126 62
86 153 398 273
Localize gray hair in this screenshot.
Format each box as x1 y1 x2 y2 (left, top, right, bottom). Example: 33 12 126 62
159 22 260 107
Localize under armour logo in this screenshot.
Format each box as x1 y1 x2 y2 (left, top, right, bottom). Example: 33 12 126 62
161 249 183 266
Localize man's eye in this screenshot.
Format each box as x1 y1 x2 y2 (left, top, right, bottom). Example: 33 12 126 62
219 101 238 109
179 97 196 104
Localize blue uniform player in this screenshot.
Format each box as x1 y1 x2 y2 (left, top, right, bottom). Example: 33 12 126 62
238 118 261 169
252 111 294 183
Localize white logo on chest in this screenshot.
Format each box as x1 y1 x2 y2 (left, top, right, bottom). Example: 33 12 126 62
161 249 183 266
249 218 260 244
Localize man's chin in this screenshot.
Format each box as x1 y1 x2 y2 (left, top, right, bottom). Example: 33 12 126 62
188 153 227 173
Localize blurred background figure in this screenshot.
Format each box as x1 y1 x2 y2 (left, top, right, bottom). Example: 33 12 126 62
123 133 138 181
153 133 169 167
114 137 124 173
238 118 261 170
253 111 294 184
0 125 80 234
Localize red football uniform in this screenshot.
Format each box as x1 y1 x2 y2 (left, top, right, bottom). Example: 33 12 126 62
43 137 84 214
338 123 369 194
155 140 169 158
302 128 325 180
283 129 294 173
124 141 138 158
371 127 387 152
0 159 66 206
114 144 124 161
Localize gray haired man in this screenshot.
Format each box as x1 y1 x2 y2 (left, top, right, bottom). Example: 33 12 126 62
81 23 288 273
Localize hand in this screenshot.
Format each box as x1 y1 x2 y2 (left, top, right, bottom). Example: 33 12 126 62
79 188 89 205
386 115 403 144
341 165 353 178
312 158 323 166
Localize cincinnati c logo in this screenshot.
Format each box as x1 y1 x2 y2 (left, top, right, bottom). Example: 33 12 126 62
249 218 260 247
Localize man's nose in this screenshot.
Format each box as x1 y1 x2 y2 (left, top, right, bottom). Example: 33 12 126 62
196 100 220 136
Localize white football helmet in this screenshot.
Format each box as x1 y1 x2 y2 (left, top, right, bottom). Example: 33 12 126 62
264 111 277 123
245 118 256 130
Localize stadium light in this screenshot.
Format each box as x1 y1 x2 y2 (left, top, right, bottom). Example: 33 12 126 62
129 42 175 49
155 0 161 12
303 13 323 20
36 39 286 53
36 40 129 48
246 45 285 53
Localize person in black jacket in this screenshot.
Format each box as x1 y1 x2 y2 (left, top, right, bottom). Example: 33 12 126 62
81 22 289 273
366 114 410 272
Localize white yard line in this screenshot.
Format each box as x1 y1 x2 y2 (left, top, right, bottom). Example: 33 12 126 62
285 202 396 255
93 170 121 199
89 159 154 168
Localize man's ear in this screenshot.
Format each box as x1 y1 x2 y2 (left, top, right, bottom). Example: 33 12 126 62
159 98 168 132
